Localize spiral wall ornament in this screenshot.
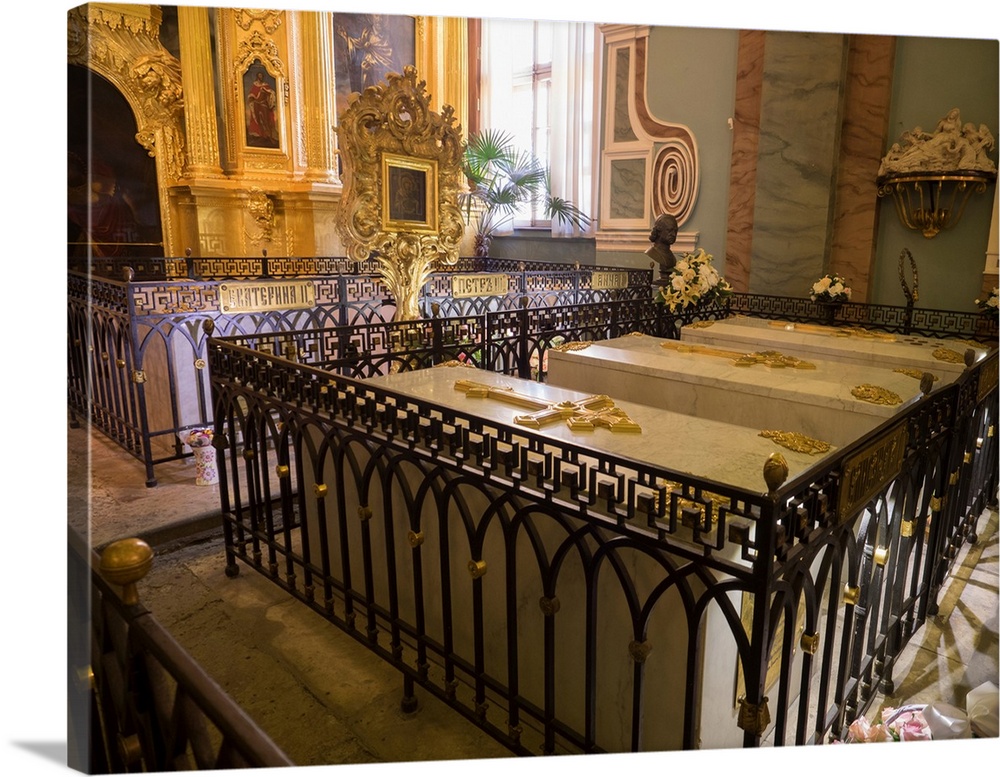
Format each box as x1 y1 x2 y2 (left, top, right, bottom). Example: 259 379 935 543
652 141 699 226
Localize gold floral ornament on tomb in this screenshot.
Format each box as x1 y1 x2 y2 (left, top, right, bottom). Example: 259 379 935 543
932 347 965 364
758 430 832 455
335 66 466 321
851 384 903 406
550 341 593 353
893 367 938 382
662 342 816 369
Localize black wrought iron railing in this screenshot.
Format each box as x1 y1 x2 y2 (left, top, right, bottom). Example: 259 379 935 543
68 527 294 772
68 257 996 487
205 324 997 754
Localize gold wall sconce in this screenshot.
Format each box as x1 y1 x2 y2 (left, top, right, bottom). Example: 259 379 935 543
877 170 994 238
877 108 997 238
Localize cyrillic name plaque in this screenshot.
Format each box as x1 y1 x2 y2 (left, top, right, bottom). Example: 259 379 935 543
218 280 316 313
591 271 629 290
837 421 908 522
452 274 509 298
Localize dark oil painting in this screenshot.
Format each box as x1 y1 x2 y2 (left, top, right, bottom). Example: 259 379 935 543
333 13 415 123
243 61 281 149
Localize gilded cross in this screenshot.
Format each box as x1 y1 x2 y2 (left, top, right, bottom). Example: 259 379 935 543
453 379 641 433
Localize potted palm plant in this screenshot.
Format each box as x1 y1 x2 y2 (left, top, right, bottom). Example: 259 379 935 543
459 129 590 257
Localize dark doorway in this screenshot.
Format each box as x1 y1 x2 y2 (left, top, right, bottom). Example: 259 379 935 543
67 65 163 258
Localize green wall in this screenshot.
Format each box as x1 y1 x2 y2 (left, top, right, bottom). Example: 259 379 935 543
872 36 999 311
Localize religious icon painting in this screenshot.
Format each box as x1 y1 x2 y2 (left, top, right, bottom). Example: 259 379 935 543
242 61 281 150
381 153 438 234
332 13 416 123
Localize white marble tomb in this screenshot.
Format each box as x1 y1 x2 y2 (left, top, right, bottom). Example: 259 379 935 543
295 367 827 751
544 333 923 447
679 316 988 382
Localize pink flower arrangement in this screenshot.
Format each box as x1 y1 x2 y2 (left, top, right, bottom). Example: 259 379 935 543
844 705 932 743
186 428 214 449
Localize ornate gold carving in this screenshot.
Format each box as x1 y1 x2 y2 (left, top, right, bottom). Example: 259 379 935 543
336 67 465 321
131 370 147 384
894 367 938 382
245 188 276 243
235 30 286 79
837 422 908 522
234 9 284 33
686 320 716 329
758 430 832 456
662 342 816 369
68 6 187 182
850 384 903 405
932 346 965 364
454 380 642 433
434 360 478 368
628 640 653 663
736 696 771 736
550 341 593 353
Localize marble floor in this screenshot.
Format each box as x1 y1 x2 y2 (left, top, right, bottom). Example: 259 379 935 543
63 420 999 774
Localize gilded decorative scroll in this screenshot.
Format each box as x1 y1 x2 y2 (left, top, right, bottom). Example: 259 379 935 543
336 67 465 321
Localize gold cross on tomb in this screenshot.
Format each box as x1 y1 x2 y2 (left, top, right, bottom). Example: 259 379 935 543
453 379 641 433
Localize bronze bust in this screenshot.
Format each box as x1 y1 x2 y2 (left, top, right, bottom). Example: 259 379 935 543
646 213 678 281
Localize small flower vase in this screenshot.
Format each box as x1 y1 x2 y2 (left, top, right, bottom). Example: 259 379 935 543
192 446 219 486
816 300 842 325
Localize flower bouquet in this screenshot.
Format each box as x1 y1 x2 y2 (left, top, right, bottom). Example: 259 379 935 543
186 428 214 448
185 428 218 486
809 273 852 303
654 249 732 313
975 287 998 315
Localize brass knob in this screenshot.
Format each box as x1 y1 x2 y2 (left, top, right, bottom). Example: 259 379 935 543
99 539 154 606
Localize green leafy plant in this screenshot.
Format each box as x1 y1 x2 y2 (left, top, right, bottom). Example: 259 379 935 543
459 129 590 257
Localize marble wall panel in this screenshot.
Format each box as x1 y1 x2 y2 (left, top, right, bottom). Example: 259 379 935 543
828 36 895 302
726 30 766 292
751 32 848 298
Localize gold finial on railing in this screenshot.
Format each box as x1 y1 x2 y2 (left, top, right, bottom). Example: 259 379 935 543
99 538 154 606
763 453 788 494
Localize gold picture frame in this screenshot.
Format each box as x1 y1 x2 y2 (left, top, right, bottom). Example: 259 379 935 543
381 153 439 234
